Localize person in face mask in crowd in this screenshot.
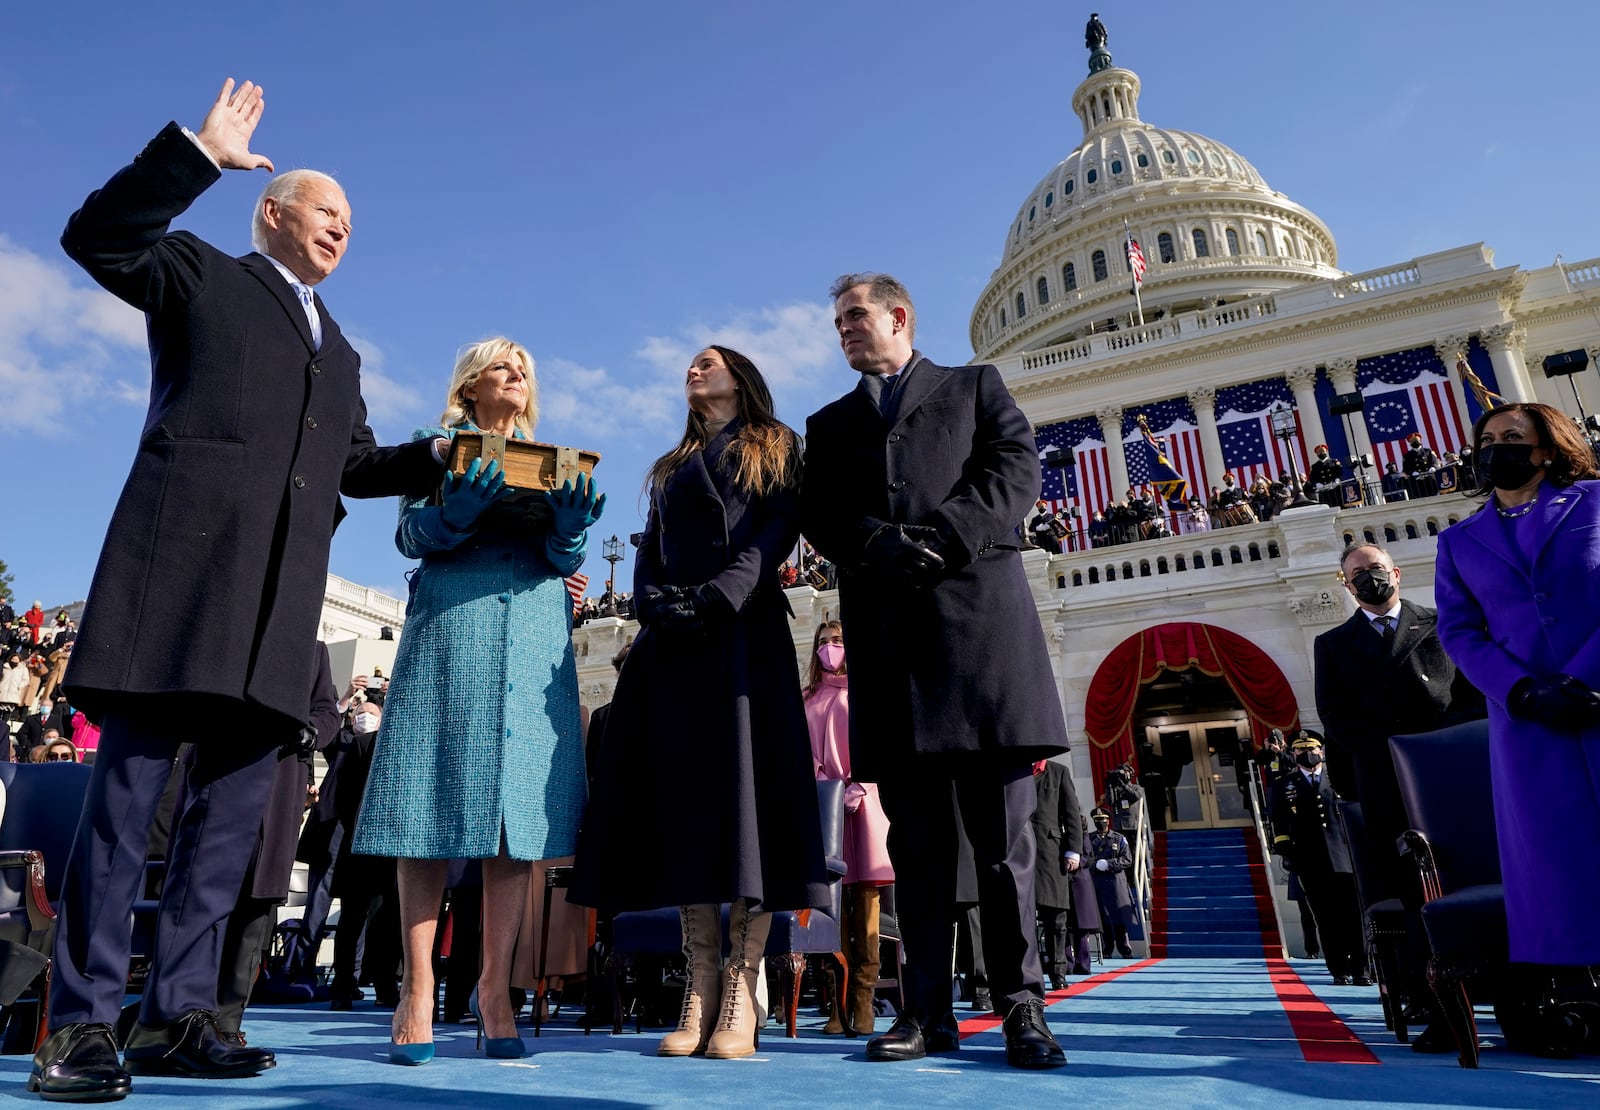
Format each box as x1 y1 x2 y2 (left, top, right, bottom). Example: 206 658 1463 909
1268 732 1367 986
803 620 893 1036
1433 402 1600 1045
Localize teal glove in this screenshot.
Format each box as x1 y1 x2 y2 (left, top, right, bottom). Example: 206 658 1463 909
545 473 606 538
440 456 508 531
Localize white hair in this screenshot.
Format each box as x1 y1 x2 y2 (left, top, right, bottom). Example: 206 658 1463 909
251 169 344 253
440 337 539 439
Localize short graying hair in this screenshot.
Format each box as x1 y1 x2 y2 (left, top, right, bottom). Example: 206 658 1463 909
829 272 916 340
251 169 344 253
1338 541 1392 572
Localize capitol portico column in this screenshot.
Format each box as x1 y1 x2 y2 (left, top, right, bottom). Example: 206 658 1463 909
1326 357 1374 463
1097 405 1131 496
1431 333 1477 427
1481 324 1536 403
1285 365 1327 452
1187 385 1226 492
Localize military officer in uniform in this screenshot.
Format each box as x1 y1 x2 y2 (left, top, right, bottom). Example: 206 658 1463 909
1268 732 1367 984
1307 445 1346 508
1402 433 1440 499
1085 807 1135 958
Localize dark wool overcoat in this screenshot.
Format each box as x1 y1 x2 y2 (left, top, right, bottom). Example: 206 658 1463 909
59 123 439 731
570 421 828 913
1030 760 1082 911
799 357 1069 782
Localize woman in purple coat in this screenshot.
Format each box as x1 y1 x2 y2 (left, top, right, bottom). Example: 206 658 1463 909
1433 402 1600 970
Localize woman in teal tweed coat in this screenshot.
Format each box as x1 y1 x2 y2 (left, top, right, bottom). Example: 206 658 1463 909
353 337 604 1060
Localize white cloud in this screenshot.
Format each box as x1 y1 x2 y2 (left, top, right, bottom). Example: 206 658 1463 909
345 332 431 434
0 236 148 425
537 300 844 442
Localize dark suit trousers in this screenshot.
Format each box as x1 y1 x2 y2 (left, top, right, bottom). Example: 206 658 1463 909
1297 868 1364 978
49 707 281 1027
878 760 1043 1018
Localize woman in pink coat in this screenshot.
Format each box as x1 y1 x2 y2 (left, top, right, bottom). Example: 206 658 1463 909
804 620 892 1037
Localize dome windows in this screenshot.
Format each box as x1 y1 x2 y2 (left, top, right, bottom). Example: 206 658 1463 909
1092 250 1108 283
1086 167 1099 184
1110 158 1124 175
1227 155 1243 175
1208 152 1225 172
1029 205 1036 222
1185 149 1201 166
1192 229 1210 257
1162 149 1177 165
1157 232 1175 264
1136 152 1150 168
1255 231 1269 255
1037 277 1050 305
1044 190 1054 208
1016 292 1027 319
1063 262 1078 291
1225 228 1240 256
1065 179 1076 197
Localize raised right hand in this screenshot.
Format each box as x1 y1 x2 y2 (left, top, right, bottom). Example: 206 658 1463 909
194 78 275 172
440 456 508 531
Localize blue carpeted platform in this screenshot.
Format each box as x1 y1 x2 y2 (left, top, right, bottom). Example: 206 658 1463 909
1158 830 1267 958
4 959 1594 1108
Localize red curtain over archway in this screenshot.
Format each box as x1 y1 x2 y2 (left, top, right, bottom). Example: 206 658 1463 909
1083 622 1300 793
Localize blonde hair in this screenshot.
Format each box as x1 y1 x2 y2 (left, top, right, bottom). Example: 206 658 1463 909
439 337 539 438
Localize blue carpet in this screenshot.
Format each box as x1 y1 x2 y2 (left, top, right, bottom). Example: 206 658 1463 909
4 959 1594 1107
1156 830 1268 959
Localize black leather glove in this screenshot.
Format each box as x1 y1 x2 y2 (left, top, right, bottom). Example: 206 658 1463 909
636 585 688 627
861 524 946 587
1508 674 1600 731
644 584 731 635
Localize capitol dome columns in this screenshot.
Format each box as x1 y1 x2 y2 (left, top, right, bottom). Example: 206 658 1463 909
1186 385 1227 491
1480 323 1536 403
1097 405 1132 495
1326 357 1375 462
1285 366 1328 454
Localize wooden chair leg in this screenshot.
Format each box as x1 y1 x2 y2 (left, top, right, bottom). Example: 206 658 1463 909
32 964 52 1055
1375 938 1408 1043
783 953 804 1038
1428 962 1480 1069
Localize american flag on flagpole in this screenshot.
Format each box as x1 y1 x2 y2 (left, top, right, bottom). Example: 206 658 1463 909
1035 417 1102 547
565 572 589 619
1126 235 1147 287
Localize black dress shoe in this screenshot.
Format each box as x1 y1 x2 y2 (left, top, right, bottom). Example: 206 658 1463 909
866 1014 928 1061
971 988 992 1013
1332 975 1353 986
29 1023 131 1102
123 1010 275 1078
1002 998 1066 1069
1048 975 1067 991
924 1012 961 1053
1351 975 1373 987
1410 1020 1458 1054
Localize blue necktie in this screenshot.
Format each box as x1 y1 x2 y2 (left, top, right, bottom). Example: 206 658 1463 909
292 282 323 350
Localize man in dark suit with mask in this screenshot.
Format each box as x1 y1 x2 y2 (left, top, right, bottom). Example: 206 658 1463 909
30 81 445 1101
1313 542 1483 1044
801 272 1068 1070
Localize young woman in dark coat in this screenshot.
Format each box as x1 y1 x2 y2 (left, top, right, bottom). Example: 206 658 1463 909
571 346 827 1060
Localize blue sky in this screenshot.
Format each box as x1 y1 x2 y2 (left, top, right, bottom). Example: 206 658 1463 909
3 0 1597 609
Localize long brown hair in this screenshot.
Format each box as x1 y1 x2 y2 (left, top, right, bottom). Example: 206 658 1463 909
1468 402 1599 499
803 620 845 700
646 345 796 497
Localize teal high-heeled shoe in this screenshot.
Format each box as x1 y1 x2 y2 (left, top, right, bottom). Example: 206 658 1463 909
388 1040 435 1066
469 988 527 1060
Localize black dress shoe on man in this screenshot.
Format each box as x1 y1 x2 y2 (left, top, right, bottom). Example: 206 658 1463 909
924 1012 961 1053
1352 975 1373 987
866 1014 930 1061
28 1023 132 1102
1002 998 1067 1069
1409 1020 1458 1054
1332 975 1353 986
123 1010 275 1078
971 988 992 1013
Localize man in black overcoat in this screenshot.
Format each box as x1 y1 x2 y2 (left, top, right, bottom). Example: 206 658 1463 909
800 273 1069 1069
31 81 443 1101
1030 760 1083 989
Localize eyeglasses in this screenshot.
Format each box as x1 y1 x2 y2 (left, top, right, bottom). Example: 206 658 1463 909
44 752 75 762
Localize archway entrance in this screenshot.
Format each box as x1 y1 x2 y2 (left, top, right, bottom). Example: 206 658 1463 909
1084 623 1300 828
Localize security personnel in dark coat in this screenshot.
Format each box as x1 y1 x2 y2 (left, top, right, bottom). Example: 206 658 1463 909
801 273 1068 1069
1029 760 1084 989
1401 434 1439 498
1086 808 1135 956
31 82 443 1102
1268 732 1367 984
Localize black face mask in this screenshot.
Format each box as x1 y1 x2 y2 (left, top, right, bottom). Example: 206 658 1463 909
1475 443 1543 491
1350 567 1396 606
1094 820 1110 832
1295 750 1323 769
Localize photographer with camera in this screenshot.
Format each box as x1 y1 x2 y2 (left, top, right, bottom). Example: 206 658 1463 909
1101 763 1144 842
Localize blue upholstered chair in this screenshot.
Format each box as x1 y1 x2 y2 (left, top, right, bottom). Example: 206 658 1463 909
1336 800 1411 1042
0 761 93 1053
602 779 848 1038
1390 720 1506 1068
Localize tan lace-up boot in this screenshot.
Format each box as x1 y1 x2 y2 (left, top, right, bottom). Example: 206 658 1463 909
657 904 723 1056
